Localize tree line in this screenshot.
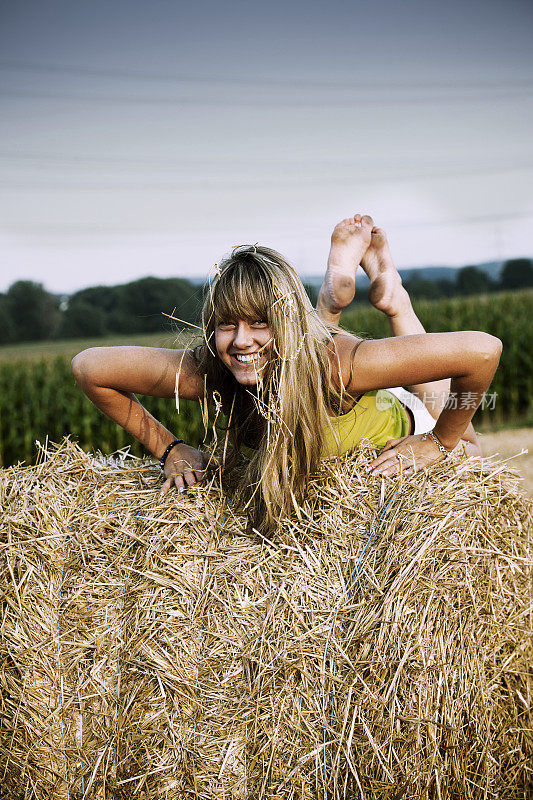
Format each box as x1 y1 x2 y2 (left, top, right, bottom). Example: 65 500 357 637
0 276 202 344
1 258 532 344
402 258 533 301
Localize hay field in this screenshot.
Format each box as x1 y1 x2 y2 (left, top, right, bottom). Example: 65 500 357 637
0 331 182 363
480 427 533 497
1 439 531 799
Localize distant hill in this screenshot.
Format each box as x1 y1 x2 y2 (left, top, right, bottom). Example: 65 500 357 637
398 261 504 284
300 261 505 289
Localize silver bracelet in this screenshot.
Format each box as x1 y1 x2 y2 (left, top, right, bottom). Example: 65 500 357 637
426 430 452 458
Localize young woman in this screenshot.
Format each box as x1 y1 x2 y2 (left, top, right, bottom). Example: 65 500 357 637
72 214 501 534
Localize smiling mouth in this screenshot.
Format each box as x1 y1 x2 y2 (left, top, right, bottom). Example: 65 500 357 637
232 353 263 364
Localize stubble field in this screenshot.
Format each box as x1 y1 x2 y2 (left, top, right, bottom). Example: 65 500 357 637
478 427 533 497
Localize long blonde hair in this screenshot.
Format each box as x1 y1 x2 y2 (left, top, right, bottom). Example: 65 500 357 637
195 245 346 534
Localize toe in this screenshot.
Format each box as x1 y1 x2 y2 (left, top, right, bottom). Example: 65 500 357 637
361 215 374 228
372 226 387 238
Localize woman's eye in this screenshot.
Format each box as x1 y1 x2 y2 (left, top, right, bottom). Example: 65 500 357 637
252 320 268 327
218 322 235 330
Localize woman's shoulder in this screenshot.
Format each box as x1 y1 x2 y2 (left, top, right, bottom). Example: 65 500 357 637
328 330 364 351
326 331 365 390
168 347 209 400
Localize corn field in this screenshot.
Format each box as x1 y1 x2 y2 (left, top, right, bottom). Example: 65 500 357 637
343 289 533 426
0 290 531 467
0 359 206 468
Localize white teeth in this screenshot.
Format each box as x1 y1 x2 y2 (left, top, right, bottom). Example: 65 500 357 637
234 353 260 363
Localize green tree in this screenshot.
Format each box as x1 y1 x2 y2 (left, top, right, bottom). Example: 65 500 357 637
435 278 455 298
117 277 200 332
6 281 60 341
404 277 442 300
303 283 318 307
0 294 16 344
500 258 533 290
59 300 108 338
67 278 201 335
68 285 126 332
455 266 493 296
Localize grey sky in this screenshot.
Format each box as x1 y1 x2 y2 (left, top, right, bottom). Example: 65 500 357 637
1 0 532 292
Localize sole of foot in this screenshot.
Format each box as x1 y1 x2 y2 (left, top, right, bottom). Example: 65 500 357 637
320 214 374 313
360 227 411 317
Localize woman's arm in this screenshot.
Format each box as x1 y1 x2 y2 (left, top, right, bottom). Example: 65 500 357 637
333 331 502 471
72 346 209 490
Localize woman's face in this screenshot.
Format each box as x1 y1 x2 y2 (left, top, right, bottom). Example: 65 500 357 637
215 317 273 385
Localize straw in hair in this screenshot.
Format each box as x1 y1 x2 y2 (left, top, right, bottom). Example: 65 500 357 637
195 245 353 535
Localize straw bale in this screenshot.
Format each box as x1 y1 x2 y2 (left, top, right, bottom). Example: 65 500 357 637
0 438 531 799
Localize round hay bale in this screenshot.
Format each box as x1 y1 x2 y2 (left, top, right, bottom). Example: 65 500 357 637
0 438 531 799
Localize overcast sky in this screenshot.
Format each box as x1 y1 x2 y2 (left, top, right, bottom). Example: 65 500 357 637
1 0 532 292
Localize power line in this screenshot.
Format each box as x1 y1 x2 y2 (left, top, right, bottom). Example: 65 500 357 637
1 161 532 192
4 212 532 239
391 211 533 229
1 88 531 108
1 150 531 173
2 59 533 91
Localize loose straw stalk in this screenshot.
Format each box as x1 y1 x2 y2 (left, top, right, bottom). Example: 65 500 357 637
0 438 531 799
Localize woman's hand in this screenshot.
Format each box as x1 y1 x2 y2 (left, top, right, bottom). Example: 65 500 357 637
370 433 451 477
161 443 212 494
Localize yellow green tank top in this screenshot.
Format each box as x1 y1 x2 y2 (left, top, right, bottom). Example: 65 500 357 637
321 390 410 457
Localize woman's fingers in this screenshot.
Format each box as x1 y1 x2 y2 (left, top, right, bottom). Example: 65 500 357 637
372 455 407 476
160 476 175 495
370 439 407 468
173 473 187 491
371 434 446 476
375 456 415 477
161 471 196 495
160 446 211 495
379 437 407 453
182 469 200 487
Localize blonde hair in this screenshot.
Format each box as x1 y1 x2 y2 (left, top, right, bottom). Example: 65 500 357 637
196 245 346 534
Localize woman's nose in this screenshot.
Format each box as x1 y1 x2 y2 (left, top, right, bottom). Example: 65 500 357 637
233 323 253 348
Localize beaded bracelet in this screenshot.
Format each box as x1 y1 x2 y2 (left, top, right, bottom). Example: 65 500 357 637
426 430 452 458
159 439 185 472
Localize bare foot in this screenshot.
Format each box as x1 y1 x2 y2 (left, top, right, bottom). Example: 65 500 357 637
317 214 373 322
360 227 411 317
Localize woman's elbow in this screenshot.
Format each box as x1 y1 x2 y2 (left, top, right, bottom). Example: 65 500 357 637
71 348 99 387
488 334 503 358
488 336 503 372
473 333 503 364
